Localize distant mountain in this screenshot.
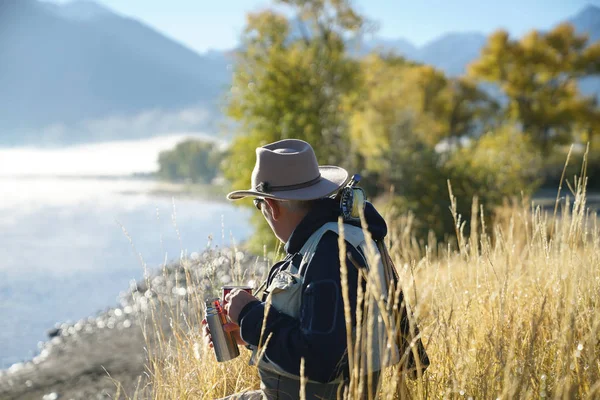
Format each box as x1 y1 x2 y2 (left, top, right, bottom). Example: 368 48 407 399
0 0 230 145
412 33 488 76
569 4 600 41
46 0 113 21
359 33 487 76
360 37 419 58
365 5 600 78
568 4 600 97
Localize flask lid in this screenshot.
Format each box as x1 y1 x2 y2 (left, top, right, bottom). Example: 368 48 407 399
205 298 221 308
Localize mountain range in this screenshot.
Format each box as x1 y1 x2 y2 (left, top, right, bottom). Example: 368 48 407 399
0 0 230 145
0 0 599 146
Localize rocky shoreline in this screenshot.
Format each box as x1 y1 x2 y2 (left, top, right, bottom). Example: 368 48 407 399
0 248 264 400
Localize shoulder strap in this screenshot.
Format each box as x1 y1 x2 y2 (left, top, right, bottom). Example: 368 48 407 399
296 222 337 276
296 221 370 277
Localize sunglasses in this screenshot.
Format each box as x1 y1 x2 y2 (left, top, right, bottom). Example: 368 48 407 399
253 198 265 211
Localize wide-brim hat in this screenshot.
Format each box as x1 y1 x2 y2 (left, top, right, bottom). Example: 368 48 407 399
227 139 349 201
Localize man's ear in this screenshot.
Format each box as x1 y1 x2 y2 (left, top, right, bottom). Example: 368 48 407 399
264 198 281 221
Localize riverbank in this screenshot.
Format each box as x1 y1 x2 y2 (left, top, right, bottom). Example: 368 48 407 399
0 247 264 400
144 179 600 214
532 188 600 211
145 180 229 201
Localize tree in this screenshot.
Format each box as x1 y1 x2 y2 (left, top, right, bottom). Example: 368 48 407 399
157 139 223 184
223 0 367 191
442 77 501 144
349 54 498 153
469 24 600 155
349 54 497 187
223 0 367 253
347 53 543 239
575 97 600 151
447 126 543 209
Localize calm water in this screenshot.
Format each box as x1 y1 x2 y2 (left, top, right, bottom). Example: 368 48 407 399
0 137 251 367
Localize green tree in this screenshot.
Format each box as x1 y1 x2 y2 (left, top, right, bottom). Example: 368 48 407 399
469 24 600 155
223 0 368 253
157 139 223 184
442 77 501 145
224 0 366 192
575 98 600 151
348 54 542 239
446 126 543 212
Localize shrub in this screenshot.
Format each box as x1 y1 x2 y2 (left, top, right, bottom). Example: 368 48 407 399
542 145 600 191
444 126 543 235
158 139 225 184
374 127 543 241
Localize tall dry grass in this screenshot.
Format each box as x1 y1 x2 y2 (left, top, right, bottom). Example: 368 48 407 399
138 160 599 399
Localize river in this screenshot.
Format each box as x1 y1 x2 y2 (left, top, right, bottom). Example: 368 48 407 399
0 135 252 367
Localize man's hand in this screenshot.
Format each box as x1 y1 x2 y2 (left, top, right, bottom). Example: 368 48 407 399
202 319 247 346
224 322 247 345
224 288 258 324
201 318 213 348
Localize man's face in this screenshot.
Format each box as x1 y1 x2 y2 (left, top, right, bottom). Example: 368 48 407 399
255 197 280 240
254 198 309 244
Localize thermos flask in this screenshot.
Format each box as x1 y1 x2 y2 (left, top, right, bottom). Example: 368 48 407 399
205 298 240 362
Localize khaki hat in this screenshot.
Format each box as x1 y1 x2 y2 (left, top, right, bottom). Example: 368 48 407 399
227 139 349 201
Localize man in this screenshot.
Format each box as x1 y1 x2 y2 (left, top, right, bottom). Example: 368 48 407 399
204 139 406 399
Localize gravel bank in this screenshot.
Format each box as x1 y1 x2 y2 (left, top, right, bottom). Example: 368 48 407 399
0 248 264 400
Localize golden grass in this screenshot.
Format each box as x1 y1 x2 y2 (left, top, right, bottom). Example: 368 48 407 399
398 183 600 399
139 165 599 399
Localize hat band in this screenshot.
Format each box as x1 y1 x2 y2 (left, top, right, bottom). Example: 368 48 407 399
256 174 322 194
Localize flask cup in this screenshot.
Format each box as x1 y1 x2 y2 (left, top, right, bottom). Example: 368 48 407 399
221 285 253 308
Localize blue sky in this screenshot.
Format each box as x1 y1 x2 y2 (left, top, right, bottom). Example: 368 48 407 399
47 0 598 53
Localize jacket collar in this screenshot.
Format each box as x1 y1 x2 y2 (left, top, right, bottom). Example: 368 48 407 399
283 198 388 254
284 198 341 254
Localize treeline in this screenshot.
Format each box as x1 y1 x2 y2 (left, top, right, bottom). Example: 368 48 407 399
216 0 600 250
157 139 225 184
158 0 600 250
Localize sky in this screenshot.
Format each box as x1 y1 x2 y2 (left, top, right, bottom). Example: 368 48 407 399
42 0 600 54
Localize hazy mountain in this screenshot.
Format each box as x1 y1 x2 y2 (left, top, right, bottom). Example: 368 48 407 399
366 5 600 78
46 0 112 21
568 4 600 97
412 32 488 76
0 0 230 145
360 37 419 58
569 4 600 41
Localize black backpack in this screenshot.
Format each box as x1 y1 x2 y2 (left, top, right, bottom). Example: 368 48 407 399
337 175 429 379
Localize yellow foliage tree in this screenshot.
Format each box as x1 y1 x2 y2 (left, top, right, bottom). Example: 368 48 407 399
469 24 600 155
349 54 497 182
224 2 365 191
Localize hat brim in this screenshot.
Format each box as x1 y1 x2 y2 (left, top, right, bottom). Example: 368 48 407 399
226 166 349 201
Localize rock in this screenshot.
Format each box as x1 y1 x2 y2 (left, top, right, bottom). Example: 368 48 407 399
0 248 263 400
47 328 61 339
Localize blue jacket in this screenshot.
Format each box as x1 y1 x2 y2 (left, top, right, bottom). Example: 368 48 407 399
237 198 388 383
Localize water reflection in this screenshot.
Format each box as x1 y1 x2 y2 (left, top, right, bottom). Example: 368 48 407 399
0 175 251 367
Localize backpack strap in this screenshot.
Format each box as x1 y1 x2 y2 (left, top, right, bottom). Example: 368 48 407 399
296 222 339 276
